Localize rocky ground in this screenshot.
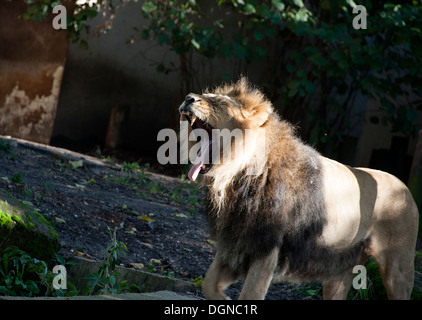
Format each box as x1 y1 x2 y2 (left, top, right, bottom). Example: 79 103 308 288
0 136 312 300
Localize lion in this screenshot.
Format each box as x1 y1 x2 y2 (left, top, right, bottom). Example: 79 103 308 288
178 77 419 300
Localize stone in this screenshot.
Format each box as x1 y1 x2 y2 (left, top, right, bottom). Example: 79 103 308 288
67 256 197 295
0 189 59 261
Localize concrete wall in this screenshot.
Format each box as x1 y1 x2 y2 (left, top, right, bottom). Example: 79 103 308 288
0 1 67 144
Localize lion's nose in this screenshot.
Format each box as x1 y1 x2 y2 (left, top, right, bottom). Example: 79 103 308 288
185 95 200 104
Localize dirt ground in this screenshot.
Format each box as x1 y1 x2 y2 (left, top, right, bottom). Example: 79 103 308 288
0 136 309 300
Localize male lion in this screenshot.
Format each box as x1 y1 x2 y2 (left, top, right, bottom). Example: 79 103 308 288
179 77 419 300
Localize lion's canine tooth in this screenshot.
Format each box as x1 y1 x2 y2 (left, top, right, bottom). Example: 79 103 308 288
191 115 197 126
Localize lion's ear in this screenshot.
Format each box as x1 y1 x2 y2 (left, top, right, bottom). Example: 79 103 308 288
240 104 269 128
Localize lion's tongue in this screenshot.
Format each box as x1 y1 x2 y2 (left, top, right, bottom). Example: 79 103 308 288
188 141 212 182
188 161 203 182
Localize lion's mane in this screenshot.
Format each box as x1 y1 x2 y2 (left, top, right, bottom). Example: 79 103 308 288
203 79 366 280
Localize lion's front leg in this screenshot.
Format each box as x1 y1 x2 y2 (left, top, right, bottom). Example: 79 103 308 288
202 254 238 300
238 248 279 300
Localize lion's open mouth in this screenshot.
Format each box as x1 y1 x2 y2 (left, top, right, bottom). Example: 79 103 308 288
180 112 214 181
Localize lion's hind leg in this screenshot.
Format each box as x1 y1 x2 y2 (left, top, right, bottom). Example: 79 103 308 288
372 249 415 300
369 203 418 300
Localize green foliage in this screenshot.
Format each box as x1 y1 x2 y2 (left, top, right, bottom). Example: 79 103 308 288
68 160 84 170
122 161 141 173
191 274 203 288
84 227 141 295
0 140 11 153
0 246 81 297
11 172 24 185
299 281 322 299
140 0 422 155
0 232 140 297
49 254 79 297
0 246 49 296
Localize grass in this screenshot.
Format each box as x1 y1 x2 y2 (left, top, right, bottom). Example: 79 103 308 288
0 140 11 153
11 172 24 185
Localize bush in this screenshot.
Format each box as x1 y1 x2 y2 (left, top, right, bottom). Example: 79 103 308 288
0 246 50 296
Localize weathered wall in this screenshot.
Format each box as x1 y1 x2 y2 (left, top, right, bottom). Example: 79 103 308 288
0 1 68 144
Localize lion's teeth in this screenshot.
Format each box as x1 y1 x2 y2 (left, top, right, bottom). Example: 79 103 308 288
191 115 197 126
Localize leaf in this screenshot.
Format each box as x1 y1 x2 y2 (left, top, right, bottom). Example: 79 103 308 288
214 19 224 29
125 228 137 234
271 0 285 11
176 213 188 218
120 280 128 289
150 258 161 265
141 1 157 13
346 0 357 7
55 217 66 224
294 7 310 22
191 38 200 50
256 4 271 19
243 3 256 14
74 184 86 191
180 22 193 34
75 250 95 260
192 275 203 287
129 263 145 270
293 0 304 8
139 215 155 222
55 254 65 265
206 239 216 245
109 275 116 286
68 160 83 169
